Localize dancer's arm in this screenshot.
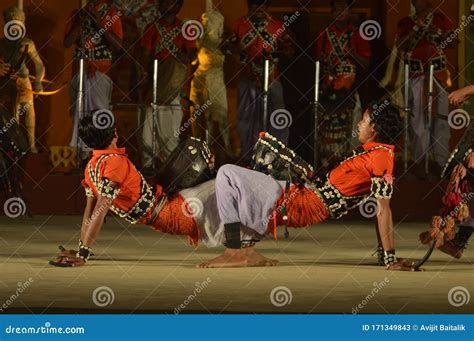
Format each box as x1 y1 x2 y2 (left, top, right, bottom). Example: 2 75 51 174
80 194 112 247
376 198 394 251
79 195 97 243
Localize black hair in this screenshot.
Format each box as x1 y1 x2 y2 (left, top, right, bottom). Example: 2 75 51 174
368 99 402 145
78 111 116 150
331 0 354 9
247 0 271 7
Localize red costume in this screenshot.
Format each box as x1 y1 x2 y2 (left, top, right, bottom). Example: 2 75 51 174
141 17 196 61
315 22 371 91
231 15 292 81
82 148 200 245
66 0 123 75
397 11 452 83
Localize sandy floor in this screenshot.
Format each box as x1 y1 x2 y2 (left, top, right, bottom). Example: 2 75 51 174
0 215 472 314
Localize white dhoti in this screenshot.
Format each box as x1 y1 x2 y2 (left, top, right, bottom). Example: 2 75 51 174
69 71 113 149
408 75 450 167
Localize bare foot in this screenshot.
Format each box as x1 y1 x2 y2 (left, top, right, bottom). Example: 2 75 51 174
244 247 279 266
198 248 278 268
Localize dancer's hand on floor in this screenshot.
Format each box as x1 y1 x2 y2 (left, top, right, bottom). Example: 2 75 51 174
49 255 86 267
387 259 419 271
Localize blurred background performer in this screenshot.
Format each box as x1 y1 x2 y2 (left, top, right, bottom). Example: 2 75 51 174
314 0 370 170
396 0 454 177
64 0 123 159
229 0 292 163
190 0 232 157
139 0 197 169
0 6 45 153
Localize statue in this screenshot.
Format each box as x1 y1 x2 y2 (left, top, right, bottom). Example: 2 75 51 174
190 0 232 155
0 6 45 153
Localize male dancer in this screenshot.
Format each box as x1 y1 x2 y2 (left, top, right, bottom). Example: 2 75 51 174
397 0 454 177
139 0 197 168
50 99 413 271
64 0 123 158
229 0 293 162
315 0 371 169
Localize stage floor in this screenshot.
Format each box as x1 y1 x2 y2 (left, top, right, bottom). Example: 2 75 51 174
0 216 472 314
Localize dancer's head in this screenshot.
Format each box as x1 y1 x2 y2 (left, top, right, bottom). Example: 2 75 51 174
78 111 117 150
357 99 402 145
159 0 184 17
247 0 270 20
331 0 353 22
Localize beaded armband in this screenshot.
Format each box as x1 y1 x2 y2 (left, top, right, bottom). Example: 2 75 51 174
97 178 120 200
84 187 95 198
371 177 393 199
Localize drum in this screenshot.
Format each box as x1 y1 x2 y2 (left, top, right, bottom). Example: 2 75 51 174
251 132 315 183
156 137 216 194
